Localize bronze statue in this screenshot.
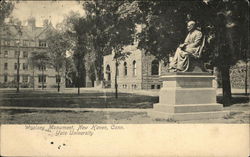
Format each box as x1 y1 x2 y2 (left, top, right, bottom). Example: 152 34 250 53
168 21 205 72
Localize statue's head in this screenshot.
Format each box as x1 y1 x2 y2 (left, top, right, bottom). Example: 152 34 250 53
187 21 196 32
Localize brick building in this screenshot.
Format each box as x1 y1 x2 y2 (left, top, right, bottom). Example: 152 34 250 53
103 44 169 90
0 18 65 88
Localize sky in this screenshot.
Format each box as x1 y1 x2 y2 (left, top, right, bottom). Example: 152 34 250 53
11 1 85 27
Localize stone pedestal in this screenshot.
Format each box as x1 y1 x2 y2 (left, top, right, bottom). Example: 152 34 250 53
149 72 228 121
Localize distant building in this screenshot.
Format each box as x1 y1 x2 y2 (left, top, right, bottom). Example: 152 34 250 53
0 17 65 88
103 44 169 90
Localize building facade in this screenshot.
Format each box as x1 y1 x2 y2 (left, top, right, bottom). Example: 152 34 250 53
103 44 169 90
0 18 65 89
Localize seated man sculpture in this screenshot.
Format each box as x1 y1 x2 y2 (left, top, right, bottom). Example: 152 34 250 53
168 21 205 72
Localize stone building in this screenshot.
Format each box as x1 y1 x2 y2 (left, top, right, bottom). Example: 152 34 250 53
103 44 169 90
0 18 65 88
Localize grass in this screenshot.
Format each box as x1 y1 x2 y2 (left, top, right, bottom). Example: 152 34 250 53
0 89 249 124
217 93 249 105
0 90 158 108
0 109 149 124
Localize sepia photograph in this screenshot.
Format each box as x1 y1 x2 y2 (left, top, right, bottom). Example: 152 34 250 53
0 0 249 156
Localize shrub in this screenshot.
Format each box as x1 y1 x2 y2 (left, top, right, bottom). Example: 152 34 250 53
230 62 249 89
0 81 33 88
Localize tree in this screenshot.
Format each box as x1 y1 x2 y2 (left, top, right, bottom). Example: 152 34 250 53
59 11 90 95
15 30 22 93
136 0 249 106
46 30 71 92
0 0 14 25
188 0 249 105
0 1 20 91
137 1 205 61
29 51 51 90
65 56 77 87
83 1 137 98
3 18 23 92
81 1 113 86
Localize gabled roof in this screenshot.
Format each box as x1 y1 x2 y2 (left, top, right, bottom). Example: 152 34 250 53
0 23 55 40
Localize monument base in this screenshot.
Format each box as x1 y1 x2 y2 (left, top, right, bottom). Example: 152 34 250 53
151 72 229 121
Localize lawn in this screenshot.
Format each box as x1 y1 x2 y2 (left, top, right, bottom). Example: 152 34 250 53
0 109 152 124
1 103 249 124
0 90 158 108
0 89 249 124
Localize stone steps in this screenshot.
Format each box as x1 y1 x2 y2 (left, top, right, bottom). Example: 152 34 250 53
154 103 223 113
148 110 229 121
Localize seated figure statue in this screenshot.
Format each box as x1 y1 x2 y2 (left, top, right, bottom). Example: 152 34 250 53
169 21 206 72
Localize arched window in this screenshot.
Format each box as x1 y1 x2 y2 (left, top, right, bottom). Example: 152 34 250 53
106 65 111 81
124 62 127 76
117 67 119 76
132 60 136 76
151 60 159 75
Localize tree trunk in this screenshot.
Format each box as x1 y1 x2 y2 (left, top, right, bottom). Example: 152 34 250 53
245 60 248 96
77 64 80 95
16 52 20 93
94 64 99 87
57 71 60 93
42 68 44 90
33 66 35 90
220 65 232 106
115 60 118 99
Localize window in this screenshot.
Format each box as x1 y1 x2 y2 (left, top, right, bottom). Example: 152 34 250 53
23 40 29 47
14 63 20 70
151 60 159 75
23 63 28 70
5 40 10 46
151 85 155 89
14 40 20 46
14 63 17 70
23 51 28 58
157 85 161 89
22 75 28 83
124 62 127 76
29 41 34 46
117 67 119 76
132 60 136 76
15 51 20 58
4 74 8 82
14 75 19 82
38 65 46 71
39 40 47 47
106 65 111 81
4 63 8 70
56 75 61 83
132 84 137 89
38 75 46 83
4 51 8 58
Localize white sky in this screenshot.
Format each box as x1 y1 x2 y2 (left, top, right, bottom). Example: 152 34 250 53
11 1 85 27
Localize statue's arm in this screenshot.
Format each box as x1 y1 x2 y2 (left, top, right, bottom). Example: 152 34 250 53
181 34 190 46
188 31 203 48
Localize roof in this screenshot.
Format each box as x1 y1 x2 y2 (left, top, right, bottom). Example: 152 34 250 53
0 23 54 40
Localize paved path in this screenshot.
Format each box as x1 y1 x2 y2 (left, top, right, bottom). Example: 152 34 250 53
0 106 151 112
0 87 247 96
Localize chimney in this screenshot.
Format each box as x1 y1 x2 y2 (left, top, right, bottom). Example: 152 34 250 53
27 17 36 29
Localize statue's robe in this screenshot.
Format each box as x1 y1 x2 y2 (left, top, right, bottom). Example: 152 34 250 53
169 29 203 72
